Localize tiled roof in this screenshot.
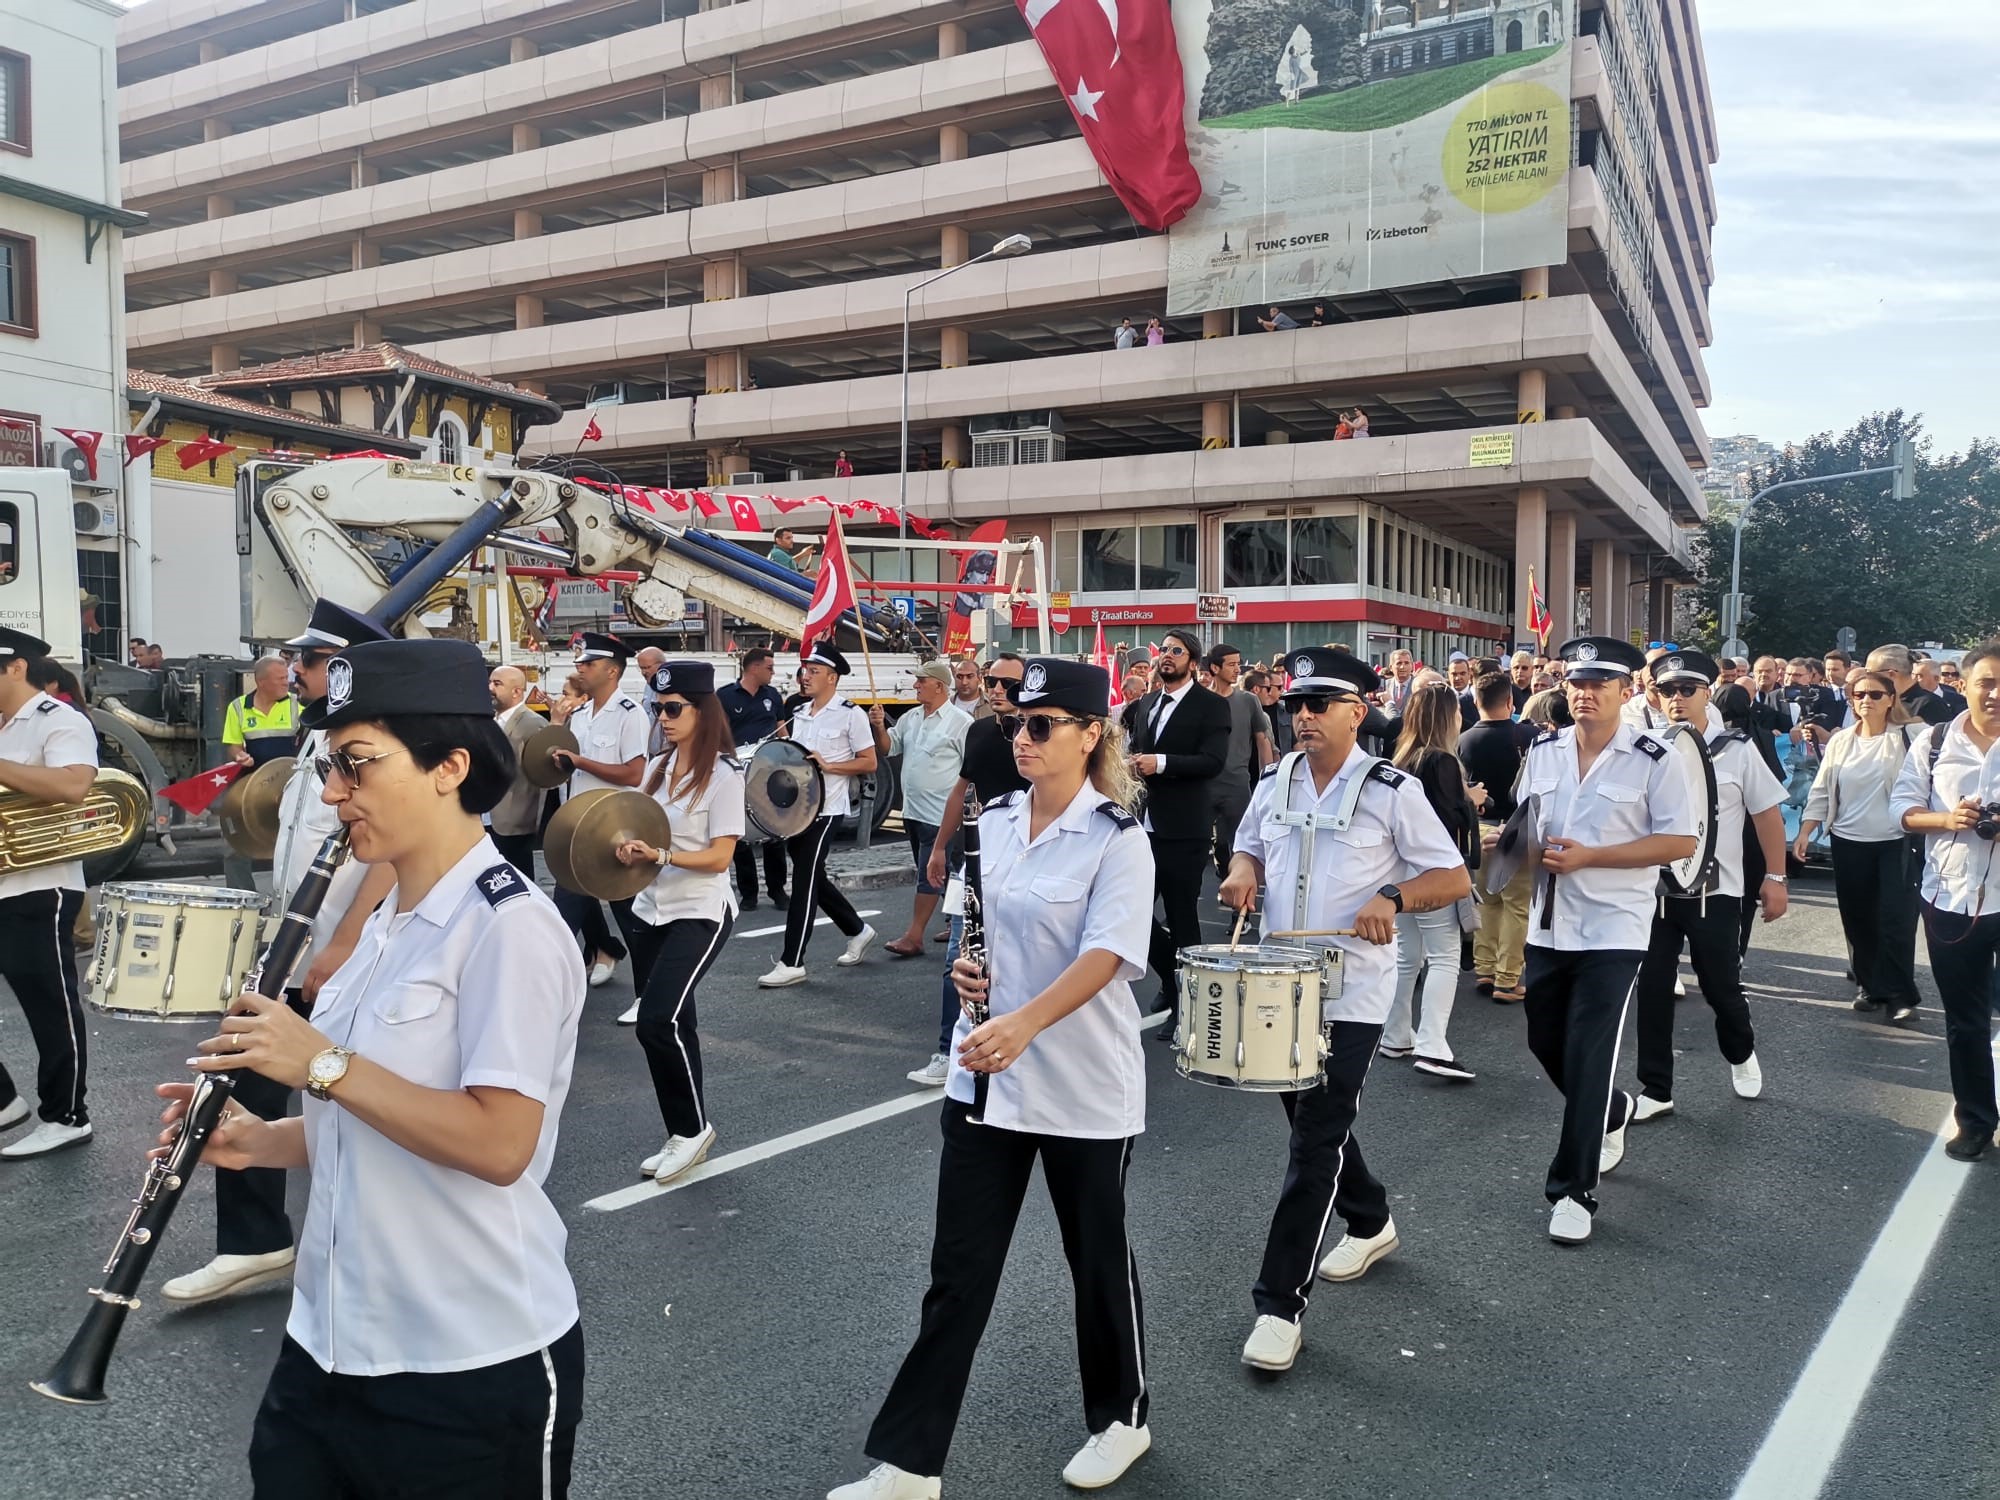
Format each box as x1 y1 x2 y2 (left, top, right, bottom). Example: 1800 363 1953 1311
197 342 554 412
127 369 420 450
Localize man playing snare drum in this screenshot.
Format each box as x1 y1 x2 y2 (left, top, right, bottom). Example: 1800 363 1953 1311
1219 649 1468 1374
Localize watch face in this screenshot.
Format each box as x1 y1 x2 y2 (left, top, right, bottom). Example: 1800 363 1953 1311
310 1050 346 1086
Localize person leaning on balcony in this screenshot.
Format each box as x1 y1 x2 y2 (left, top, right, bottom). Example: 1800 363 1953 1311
1257 306 1299 333
1114 317 1138 350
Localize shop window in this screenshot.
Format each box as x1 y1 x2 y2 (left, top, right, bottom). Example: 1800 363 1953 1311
1080 526 1136 592
1223 520 1287 589
1137 523 1196 592
1290 515 1358 587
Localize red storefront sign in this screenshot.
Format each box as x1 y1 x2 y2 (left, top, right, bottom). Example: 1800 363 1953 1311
1012 598 1504 638
0 410 41 468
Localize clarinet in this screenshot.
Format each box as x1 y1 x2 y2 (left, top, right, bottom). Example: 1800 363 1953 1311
959 793 991 1120
33 827 353 1406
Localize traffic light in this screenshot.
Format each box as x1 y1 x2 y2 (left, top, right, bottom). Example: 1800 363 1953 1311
1892 436 1917 501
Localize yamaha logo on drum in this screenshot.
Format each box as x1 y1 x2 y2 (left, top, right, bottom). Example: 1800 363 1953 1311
325 658 354 710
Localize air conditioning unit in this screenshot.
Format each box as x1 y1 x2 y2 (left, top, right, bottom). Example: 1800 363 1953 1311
787 467 805 481
73 495 120 539
45 439 112 491
969 411 1066 467
725 471 764 485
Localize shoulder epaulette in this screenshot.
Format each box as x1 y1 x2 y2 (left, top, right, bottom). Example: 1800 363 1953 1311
35 699 61 715
1531 727 1560 747
1096 801 1139 830
1634 734 1667 761
616 696 638 711
475 862 533 908
1712 729 1752 748
1259 762 1280 780
984 791 1023 811
1366 762 1408 788
721 754 744 772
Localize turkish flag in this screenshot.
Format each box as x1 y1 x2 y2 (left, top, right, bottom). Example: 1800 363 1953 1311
159 761 243 817
176 437 237 468
770 497 811 514
581 415 603 444
725 494 761 531
122 434 173 466
1019 0 1199 231
692 491 721 519
800 510 857 660
620 485 656 513
54 429 104 480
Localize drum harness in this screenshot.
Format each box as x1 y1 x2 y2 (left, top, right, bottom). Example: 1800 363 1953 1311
1270 750 1383 936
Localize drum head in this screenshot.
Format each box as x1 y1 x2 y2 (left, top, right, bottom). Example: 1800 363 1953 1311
544 789 672 902
746 740 824 841
522 723 580 789
1657 722 1719 894
217 758 289 860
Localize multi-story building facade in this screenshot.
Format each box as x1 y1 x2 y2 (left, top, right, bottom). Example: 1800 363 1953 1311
113 0 1718 663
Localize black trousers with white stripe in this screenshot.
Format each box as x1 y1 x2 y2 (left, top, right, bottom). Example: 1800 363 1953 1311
1253 1019 1390 1324
1524 946 1642 1212
0 888 88 1126
866 1099 1148 1477
625 913 732 1138
780 815 865 966
1635 894 1756 1103
248 1321 584 1498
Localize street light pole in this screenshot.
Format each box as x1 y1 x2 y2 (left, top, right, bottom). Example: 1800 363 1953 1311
898 232 1033 551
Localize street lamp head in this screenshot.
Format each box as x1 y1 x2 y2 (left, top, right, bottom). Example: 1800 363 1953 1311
993 233 1033 257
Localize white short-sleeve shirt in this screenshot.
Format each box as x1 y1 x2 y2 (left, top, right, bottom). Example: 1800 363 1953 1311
790 696 872 819
631 752 747 927
1522 723 1696 952
1233 745 1466 1024
566 693 649 798
888 701 971 826
0 692 99 899
292 837 586 1376
945 782 1155 1139
1698 730 1788 899
1890 716 2000 917
273 728 369 958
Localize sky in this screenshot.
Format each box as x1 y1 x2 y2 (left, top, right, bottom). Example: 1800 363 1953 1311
1698 1 1999 458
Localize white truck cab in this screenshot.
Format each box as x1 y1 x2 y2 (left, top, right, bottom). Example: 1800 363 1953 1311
0 468 86 663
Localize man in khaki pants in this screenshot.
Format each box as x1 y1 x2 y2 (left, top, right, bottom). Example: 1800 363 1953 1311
1457 673 1530 1001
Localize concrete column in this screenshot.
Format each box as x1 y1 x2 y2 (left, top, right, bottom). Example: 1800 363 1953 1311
939 124 969 163
1512 486 1547 649
1520 266 1549 300
351 237 379 271
1607 550 1633 641
1201 401 1229 450
1588 538 1613 636
509 37 537 63
702 258 742 301
514 209 541 239
207 268 238 297
937 20 966 55
1553 404 1577 420
699 74 736 111
203 117 231 143
940 225 970 268
939 327 969 369
514 295 545 329
1517 367 1546 424
941 426 967 468
353 315 381 347
210 343 240 374
205 193 233 220
1648 576 1674 644
199 40 225 62
512 122 540 153
1202 310 1231 340
1265 429 1289 444
352 155 377 191
1547 510 1578 646
705 351 743 393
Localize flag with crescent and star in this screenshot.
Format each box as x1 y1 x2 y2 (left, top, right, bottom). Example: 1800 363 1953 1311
158 761 244 817
1019 0 1199 231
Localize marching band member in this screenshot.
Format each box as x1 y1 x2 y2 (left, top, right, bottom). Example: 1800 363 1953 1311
158 637 588 1496
1519 637 1696 1244
548 630 648 992
0 626 99 1160
164 600 398 1299
761 644 879 988
613 661 744 1183
1629 651 1788 1122
831 659 1155 1499
1221 650 1468 1373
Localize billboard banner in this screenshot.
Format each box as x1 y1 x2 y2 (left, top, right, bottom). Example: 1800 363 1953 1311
1165 0 1575 317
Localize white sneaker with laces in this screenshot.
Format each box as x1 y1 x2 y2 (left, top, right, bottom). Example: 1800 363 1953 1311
1599 1092 1632 1175
0 1120 91 1159
758 962 809 988
1730 1052 1763 1099
837 924 879 967
906 1053 950 1088
1062 1422 1151 1489
1318 1217 1399 1282
588 961 615 988
0 1096 29 1131
1632 1094 1674 1122
639 1136 674 1176
653 1124 717 1184
826 1462 940 1500
161 1248 297 1305
1240 1314 1302 1371
1548 1196 1592 1244
617 1000 640 1025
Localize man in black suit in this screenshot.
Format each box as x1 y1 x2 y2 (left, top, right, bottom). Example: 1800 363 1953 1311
1123 628 1231 1026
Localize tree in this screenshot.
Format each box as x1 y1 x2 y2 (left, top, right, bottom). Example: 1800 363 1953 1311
1689 411 2000 658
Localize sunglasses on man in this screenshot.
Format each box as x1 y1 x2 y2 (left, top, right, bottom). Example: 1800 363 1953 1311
1660 682 1705 698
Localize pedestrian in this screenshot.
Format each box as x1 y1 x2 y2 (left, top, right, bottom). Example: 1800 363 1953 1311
870 663 971 959
1246 667 1293 752
486 664 544 880
1379 683 1482 1080
1508 650 1536 712
1892 641 2000 1159
1461 672 1529 1002
1144 316 1165 347
1916 657 1964 716
1347 407 1370 438
1120 671 1147 705
220 654 301 889
1381 647 1417 712
1205 642 1274 880
1114 317 1138 350
1257 306 1299 332
1868 642 1954 727
718 648 789 910
1795 670 1923 1023
834 450 854 479
948 657 990 720
830 660 1155 1499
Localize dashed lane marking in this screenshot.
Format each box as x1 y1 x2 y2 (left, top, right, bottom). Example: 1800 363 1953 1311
732 910 882 941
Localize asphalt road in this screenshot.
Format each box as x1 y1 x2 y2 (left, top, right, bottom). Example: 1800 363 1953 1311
1 861 1994 1500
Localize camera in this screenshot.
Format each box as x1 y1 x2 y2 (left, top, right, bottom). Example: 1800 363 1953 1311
1976 803 2000 841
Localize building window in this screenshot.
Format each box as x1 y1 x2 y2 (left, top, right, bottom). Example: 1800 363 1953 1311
1137 523 1196 592
77 547 121 659
0 501 18 585
1290 515 1358 587
0 50 26 154
0 233 34 335
1080 526 1136 592
434 411 468 464
1222 520 1287 590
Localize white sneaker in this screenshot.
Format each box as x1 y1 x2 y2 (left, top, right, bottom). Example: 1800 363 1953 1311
1632 1094 1675 1122
161 1248 296 1305
1599 1092 1632 1175
1318 1217 1399 1282
0 1096 29 1131
1731 1053 1763 1100
826 1462 941 1500
1062 1422 1151 1489
588 960 615 988
639 1136 674 1176
0 1120 91 1159
906 1053 950 1088
837 923 879 967
617 1000 640 1025
653 1124 717 1185
1673 977 1686 998
1240 1313 1302 1371
1548 1196 1592 1244
758 962 809 988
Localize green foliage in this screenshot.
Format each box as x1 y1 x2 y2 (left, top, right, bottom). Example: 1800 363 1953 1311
1209 46 1560 132
1690 411 2000 658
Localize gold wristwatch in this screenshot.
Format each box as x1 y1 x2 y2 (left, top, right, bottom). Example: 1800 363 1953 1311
306 1046 355 1101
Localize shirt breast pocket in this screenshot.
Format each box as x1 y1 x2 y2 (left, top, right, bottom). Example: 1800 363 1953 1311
1025 875 1088 942
368 983 458 1086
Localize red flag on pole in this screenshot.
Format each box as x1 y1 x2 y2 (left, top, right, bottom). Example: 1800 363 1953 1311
1016 0 1200 231
1091 619 1117 708
725 494 761 531
580 415 603 444
159 761 244 817
176 437 237 468
1527 565 1552 648
53 429 104 480
122 434 173 466
692 491 721 519
799 509 857 660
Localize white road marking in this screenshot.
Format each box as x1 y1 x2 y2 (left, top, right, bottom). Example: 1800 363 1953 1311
1729 1035 1999 1499
732 910 881 940
583 1089 943 1213
1774 963 1852 981
1138 1009 1172 1031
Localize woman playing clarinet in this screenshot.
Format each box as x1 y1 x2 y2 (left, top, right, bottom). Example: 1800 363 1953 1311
829 658 1156 1500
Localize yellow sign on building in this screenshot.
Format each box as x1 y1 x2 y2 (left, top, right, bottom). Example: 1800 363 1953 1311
1469 432 1516 468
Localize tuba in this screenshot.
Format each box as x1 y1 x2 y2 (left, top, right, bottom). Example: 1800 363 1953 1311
0 770 150 873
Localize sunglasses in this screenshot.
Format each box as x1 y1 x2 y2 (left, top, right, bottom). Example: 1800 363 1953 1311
998 713 1094 743
982 674 1020 689
655 700 692 720
314 746 409 785
299 650 338 668
1849 690 1890 702
1647 641 1679 651
1660 682 1705 698
1282 693 1354 716
1158 644 1190 659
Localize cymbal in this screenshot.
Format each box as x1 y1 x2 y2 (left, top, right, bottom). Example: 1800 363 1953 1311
216 758 290 859
521 723 579 789
543 789 671 902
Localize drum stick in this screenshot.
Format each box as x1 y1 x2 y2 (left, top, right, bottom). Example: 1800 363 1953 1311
1227 905 1250 952
1269 928 1359 939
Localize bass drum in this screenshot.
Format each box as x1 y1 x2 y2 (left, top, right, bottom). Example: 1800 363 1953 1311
1656 721 1719 895
744 740 825 842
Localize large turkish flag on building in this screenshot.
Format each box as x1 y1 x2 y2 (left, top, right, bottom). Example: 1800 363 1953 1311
1019 0 1200 232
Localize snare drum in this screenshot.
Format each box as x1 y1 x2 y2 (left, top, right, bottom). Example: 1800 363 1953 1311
1173 943 1339 1092
84 883 267 1021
